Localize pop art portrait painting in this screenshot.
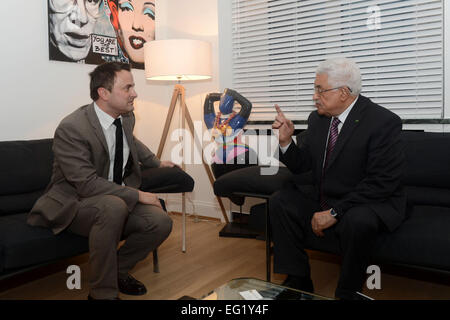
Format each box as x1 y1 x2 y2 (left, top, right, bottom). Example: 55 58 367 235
48 0 156 69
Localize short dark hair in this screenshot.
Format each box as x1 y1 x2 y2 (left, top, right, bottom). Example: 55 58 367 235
89 62 131 101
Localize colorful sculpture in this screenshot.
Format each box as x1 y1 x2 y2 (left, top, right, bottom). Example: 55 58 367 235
204 89 257 179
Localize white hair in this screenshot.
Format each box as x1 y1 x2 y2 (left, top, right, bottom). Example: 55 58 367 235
316 57 361 96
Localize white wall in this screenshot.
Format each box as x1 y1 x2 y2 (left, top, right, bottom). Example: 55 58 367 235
154 0 230 220
0 0 231 221
1 3 89 141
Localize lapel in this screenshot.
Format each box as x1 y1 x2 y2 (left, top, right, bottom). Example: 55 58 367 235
86 103 109 155
324 95 366 171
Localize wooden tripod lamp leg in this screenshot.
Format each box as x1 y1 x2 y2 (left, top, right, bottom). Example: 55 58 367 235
157 84 187 252
157 85 181 159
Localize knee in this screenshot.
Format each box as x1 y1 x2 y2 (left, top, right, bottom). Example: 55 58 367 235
339 207 379 236
269 190 283 204
269 191 284 217
157 213 173 239
95 195 129 226
142 210 173 239
147 212 172 246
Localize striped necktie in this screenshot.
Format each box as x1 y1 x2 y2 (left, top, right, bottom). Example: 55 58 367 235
320 117 340 210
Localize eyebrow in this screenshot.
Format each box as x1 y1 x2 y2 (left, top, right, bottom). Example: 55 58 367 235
127 0 155 4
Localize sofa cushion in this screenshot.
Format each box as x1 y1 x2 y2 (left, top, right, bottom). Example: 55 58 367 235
0 139 53 216
371 206 450 271
402 131 450 189
405 186 450 208
0 139 53 195
0 190 45 216
0 213 88 273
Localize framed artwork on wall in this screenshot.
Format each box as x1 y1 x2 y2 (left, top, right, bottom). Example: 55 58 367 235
48 0 155 69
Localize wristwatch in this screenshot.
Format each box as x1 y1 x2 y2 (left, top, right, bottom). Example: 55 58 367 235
330 208 339 219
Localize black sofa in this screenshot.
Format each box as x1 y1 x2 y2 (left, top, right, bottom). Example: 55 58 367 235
214 131 450 274
0 139 194 280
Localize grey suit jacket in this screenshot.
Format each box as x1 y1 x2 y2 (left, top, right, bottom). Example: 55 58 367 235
27 103 161 234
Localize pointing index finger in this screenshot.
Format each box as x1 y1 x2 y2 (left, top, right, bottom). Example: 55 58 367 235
275 104 286 118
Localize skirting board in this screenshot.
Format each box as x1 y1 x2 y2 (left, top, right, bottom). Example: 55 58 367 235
157 194 267 222
158 194 230 222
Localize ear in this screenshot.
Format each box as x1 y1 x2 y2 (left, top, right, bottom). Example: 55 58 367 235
339 87 350 101
97 87 110 101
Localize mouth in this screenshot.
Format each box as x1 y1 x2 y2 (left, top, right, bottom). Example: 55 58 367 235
129 36 146 50
65 32 90 48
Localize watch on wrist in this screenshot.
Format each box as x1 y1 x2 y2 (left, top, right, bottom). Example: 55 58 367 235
330 208 339 219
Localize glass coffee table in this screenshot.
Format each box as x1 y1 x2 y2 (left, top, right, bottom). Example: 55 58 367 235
202 277 332 300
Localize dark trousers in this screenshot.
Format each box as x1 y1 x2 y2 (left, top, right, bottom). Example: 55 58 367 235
269 185 385 298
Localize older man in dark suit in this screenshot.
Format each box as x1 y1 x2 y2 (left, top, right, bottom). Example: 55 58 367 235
28 62 175 300
271 57 406 300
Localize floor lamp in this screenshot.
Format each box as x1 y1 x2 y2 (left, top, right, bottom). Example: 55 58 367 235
144 39 229 252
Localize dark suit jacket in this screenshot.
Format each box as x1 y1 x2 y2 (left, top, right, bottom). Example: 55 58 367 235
27 103 161 234
280 95 406 232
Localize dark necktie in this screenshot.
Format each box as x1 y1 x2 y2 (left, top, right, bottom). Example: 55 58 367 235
324 117 340 169
320 117 340 210
113 118 123 185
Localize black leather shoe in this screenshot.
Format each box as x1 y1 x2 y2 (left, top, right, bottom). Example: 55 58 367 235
88 294 121 300
118 274 147 296
282 275 314 293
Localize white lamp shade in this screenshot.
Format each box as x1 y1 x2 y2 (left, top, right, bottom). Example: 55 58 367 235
144 39 212 81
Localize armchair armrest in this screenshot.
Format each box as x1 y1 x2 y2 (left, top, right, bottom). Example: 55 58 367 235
140 167 194 194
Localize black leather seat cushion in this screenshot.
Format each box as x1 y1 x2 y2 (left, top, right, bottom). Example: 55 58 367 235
140 166 194 193
0 139 53 216
213 166 295 198
372 206 450 271
402 131 450 189
0 213 88 273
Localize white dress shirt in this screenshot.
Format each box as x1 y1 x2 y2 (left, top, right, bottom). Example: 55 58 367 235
94 103 130 183
280 96 359 157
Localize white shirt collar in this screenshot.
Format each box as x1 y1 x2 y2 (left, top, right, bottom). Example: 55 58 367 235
335 95 358 124
94 102 121 130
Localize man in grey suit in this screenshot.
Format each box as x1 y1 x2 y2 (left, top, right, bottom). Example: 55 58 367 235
28 62 175 300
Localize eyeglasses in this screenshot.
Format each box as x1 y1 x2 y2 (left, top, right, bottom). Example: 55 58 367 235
314 86 352 96
49 0 101 17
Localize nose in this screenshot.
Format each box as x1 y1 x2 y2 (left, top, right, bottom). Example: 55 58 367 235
70 1 89 27
132 10 144 32
131 87 138 99
313 90 320 101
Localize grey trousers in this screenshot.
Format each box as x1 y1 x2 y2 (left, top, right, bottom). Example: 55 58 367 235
68 194 173 299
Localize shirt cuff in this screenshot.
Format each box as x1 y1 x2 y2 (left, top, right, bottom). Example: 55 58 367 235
279 141 292 154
